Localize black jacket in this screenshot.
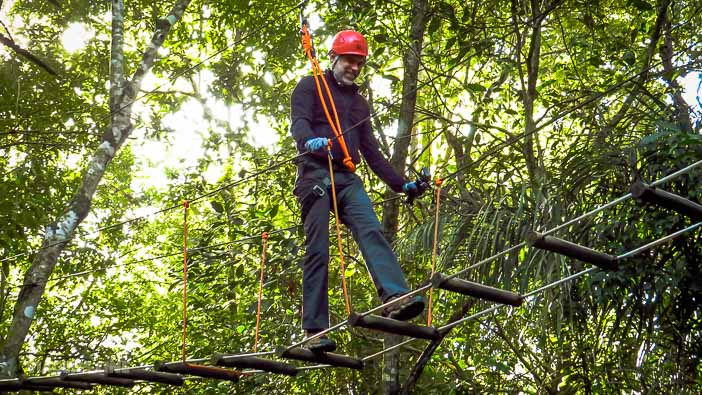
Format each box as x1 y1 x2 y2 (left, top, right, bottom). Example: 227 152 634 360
290 69 406 193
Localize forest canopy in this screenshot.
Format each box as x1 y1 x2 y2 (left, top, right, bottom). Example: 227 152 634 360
0 0 700 393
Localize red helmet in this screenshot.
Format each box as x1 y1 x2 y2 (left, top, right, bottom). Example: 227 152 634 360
330 30 368 57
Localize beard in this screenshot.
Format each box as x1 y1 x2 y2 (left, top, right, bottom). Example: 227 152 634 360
333 68 356 86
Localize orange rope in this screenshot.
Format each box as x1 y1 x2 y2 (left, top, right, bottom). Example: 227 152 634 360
300 22 352 313
253 232 269 352
427 179 443 326
309 56 342 135
181 200 190 362
300 23 355 172
312 58 355 172
327 147 351 315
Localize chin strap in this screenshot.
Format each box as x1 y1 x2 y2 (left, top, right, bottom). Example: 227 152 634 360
330 54 340 75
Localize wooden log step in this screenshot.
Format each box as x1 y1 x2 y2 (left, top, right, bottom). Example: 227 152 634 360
106 366 185 386
0 378 23 391
155 362 240 382
212 354 298 376
431 273 523 306
0 377 65 392
20 385 58 392
526 231 618 270
631 180 702 221
23 377 94 389
347 312 440 340
278 347 364 370
60 370 135 387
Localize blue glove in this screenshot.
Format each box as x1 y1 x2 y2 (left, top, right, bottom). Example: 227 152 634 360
305 137 329 152
402 181 418 193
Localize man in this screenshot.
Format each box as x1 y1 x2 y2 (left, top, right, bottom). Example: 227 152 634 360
289 30 426 352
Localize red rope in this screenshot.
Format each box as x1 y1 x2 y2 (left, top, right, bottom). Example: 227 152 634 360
254 232 269 352
327 149 351 315
181 200 190 362
427 179 443 326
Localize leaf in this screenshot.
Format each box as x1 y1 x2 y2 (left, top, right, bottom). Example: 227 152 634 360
444 36 457 52
496 361 511 373
439 1 457 24
345 265 356 278
466 83 486 93
269 204 279 218
655 120 682 132
211 200 224 213
628 0 654 12
383 74 400 83
373 33 389 44
588 55 604 67
623 50 636 66
428 17 442 36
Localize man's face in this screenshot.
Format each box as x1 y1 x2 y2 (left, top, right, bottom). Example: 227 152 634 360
331 54 366 86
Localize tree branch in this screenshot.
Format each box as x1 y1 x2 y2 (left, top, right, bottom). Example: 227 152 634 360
125 1 191 104
596 0 670 144
659 13 694 133
0 19 13 41
0 33 59 77
401 299 477 394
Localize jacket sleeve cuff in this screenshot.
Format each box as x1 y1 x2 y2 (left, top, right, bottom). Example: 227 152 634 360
391 178 407 193
291 118 314 145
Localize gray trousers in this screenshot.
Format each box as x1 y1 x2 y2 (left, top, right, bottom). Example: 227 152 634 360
295 170 409 331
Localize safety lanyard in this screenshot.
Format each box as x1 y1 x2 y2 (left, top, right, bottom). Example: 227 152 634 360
300 21 356 172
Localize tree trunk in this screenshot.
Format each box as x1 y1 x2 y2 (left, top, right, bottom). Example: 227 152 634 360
445 64 512 201
380 1 429 394
0 261 8 325
596 0 670 143
0 0 192 378
659 16 693 134
380 0 429 242
514 0 545 190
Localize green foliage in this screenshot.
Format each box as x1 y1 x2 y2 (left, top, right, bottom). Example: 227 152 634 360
1 0 701 393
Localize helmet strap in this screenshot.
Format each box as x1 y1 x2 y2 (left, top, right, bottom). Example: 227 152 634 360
330 53 344 86
330 52 340 70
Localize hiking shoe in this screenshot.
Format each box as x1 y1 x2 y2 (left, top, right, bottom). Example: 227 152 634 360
305 333 337 353
382 295 425 321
